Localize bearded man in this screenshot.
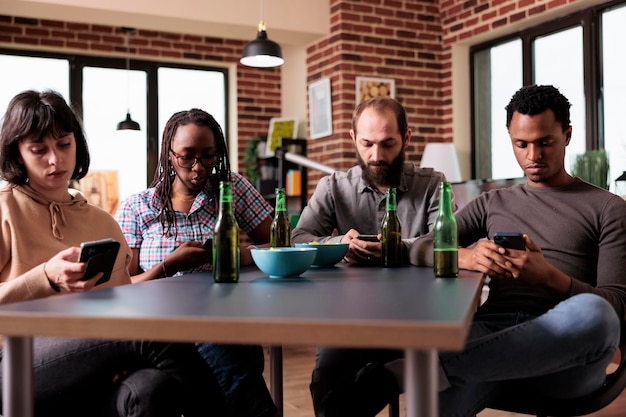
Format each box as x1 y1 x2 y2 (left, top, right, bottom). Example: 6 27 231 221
292 95 449 264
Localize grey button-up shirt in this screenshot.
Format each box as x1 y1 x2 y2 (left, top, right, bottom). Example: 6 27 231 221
292 163 446 246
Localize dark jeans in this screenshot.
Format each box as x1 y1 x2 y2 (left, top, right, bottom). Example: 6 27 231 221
310 294 620 417
0 337 228 417
196 343 277 417
310 347 402 417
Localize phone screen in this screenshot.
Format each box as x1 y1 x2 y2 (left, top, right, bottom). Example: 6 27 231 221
79 238 121 285
493 233 526 250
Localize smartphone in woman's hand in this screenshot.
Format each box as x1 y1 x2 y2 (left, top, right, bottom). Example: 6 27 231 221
78 238 120 285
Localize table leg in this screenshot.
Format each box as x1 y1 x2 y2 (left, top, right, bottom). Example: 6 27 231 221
2 336 33 417
404 349 438 417
268 345 283 417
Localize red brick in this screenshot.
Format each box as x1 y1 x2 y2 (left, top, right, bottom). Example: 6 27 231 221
77 33 100 42
15 17 39 26
40 38 64 48
0 25 22 34
51 30 75 39
66 41 89 50
14 36 38 45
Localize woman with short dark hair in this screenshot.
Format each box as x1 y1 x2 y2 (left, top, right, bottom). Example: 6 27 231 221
0 89 227 417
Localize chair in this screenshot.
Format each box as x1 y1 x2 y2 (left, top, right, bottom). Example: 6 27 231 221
489 333 626 417
388 334 626 417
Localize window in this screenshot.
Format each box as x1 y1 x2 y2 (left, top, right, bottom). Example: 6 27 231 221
0 49 228 203
472 39 522 179
157 67 227 151
601 4 626 190
82 66 148 200
0 53 69 113
471 1 626 192
533 26 586 176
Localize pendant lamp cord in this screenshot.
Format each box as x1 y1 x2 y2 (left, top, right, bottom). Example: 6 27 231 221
124 28 133 114
258 0 266 31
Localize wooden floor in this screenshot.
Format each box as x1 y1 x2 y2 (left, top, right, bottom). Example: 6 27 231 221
265 346 626 417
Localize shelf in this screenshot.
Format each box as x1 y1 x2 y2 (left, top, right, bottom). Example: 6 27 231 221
255 138 307 212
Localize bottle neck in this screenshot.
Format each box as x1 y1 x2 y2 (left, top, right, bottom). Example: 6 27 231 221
275 188 287 213
438 182 453 214
219 181 233 215
385 188 397 212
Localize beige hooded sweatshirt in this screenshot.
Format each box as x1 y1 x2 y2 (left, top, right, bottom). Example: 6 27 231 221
0 183 132 305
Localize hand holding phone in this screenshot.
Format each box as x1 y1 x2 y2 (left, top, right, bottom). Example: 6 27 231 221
79 238 121 286
356 234 379 242
493 232 526 250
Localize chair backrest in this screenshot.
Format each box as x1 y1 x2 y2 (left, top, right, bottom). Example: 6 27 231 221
489 333 626 417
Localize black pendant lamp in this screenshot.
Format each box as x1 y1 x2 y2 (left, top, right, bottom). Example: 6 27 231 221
240 0 284 68
117 112 140 131
117 27 141 131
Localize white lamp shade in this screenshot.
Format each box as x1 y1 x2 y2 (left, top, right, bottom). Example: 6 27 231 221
420 142 462 182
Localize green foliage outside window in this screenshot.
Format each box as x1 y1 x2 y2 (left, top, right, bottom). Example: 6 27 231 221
244 136 266 184
571 149 610 190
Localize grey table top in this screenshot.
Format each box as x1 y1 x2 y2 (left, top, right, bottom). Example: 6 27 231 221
0 264 483 350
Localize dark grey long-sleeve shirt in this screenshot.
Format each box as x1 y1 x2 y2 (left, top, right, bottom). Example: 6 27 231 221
292 163 446 246
410 179 626 321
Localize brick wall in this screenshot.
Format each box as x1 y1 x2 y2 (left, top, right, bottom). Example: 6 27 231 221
306 0 443 190
1 0 589 196
0 15 281 171
304 0 582 195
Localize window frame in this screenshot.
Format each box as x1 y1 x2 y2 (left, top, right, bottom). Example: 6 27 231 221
1 48 229 187
469 0 625 179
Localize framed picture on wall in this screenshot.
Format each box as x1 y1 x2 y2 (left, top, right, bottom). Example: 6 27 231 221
265 117 299 155
309 77 333 139
355 76 395 104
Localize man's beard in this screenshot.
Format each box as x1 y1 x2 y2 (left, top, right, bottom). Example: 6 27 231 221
358 148 405 188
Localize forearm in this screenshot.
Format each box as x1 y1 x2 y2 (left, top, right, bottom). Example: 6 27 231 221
408 237 434 266
130 261 170 283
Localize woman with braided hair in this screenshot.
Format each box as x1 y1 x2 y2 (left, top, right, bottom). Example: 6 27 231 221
0 90 228 417
115 108 276 417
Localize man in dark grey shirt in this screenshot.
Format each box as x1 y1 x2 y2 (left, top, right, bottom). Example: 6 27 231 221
292 96 447 264
310 85 626 417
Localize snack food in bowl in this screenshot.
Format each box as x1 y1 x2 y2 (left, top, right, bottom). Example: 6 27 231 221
295 242 349 267
250 247 318 278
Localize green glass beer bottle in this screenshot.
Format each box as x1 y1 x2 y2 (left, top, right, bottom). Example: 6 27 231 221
433 181 458 277
213 181 239 283
381 187 402 267
270 187 292 247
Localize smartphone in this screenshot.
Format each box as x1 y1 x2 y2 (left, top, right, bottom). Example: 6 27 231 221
493 232 526 250
202 238 213 250
356 234 379 242
79 238 121 286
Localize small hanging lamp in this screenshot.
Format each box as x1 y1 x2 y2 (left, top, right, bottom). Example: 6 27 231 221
240 0 284 68
117 112 140 131
117 27 141 131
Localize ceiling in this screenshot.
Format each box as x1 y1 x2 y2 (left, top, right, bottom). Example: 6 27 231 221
1 0 330 46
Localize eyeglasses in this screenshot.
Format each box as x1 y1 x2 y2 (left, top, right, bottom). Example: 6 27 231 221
170 150 219 169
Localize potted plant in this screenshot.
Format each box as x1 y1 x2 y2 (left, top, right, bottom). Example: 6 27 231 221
571 149 610 189
243 136 266 185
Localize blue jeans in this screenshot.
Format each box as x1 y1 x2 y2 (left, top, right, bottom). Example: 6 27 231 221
196 343 277 417
310 293 620 417
0 337 228 417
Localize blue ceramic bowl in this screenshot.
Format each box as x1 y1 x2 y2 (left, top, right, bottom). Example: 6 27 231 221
295 242 349 267
251 247 318 278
